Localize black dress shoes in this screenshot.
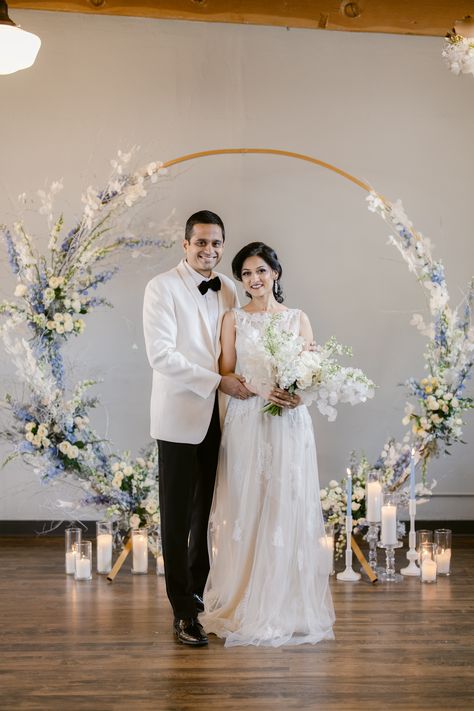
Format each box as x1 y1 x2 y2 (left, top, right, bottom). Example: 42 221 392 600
174 617 208 646
193 593 205 613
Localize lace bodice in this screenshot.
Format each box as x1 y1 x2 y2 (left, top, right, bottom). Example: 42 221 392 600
233 308 301 398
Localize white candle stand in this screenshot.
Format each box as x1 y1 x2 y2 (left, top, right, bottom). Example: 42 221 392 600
337 514 361 582
364 522 381 574
401 499 420 577
377 541 403 583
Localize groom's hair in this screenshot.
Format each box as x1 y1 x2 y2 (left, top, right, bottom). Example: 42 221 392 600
185 211 225 242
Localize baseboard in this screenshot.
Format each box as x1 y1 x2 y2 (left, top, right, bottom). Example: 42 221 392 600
0 519 473 536
0 520 97 536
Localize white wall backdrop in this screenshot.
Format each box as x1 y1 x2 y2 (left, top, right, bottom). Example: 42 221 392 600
0 11 473 520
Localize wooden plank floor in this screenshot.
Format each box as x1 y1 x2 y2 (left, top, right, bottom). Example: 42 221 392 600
0 536 473 711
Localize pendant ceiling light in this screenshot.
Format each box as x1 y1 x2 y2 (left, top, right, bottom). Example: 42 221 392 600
0 0 41 75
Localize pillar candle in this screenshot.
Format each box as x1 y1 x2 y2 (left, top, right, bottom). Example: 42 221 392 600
319 534 334 574
436 548 451 574
381 504 397 545
367 481 382 522
421 558 437 582
132 535 148 573
75 557 92 580
96 533 113 574
65 550 76 575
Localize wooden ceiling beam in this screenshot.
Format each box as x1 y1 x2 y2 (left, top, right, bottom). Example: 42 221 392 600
8 1 474 37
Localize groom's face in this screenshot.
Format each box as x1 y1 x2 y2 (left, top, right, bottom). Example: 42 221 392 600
183 223 224 277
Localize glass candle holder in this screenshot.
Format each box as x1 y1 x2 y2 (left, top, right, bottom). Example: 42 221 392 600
434 529 452 576
419 542 437 583
132 527 148 574
96 521 113 574
320 522 335 575
416 529 433 563
74 541 93 581
65 527 82 575
366 470 382 524
380 494 398 546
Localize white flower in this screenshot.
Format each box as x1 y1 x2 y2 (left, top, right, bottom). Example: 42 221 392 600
136 457 146 467
320 489 327 500
351 502 361 512
129 514 140 529
328 480 339 489
25 431 35 442
14 284 28 298
145 499 158 515
112 473 124 489
48 276 64 289
123 466 133 476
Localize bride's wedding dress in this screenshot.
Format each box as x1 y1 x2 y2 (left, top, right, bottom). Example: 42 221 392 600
201 309 335 647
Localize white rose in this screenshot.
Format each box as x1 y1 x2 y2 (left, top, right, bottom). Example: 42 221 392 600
328 480 339 489
56 325 65 334
25 432 34 442
123 466 133 476
68 446 79 459
112 473 123 488
43 287 55 303
58 441 70 454
111 462 120 473
451 397 459 408
322 499 331 511
320 489 327 500
136 457 146 467
145 500 158 515
351 502 361 512
152 512 160 524
14 283 28 297
129 514 140 529
25 422 35 432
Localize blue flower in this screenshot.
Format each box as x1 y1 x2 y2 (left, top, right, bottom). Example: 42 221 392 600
2 230 20 274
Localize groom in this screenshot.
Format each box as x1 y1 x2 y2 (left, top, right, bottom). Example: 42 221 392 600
143 210 252 646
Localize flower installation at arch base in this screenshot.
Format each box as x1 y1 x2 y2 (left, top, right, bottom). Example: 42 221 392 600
321 194 473 555
0 150 179 549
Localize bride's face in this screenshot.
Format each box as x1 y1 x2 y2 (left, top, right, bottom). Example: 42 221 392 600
241 256 277 298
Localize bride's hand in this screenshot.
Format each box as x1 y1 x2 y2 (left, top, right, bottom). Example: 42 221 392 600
267 387 300 409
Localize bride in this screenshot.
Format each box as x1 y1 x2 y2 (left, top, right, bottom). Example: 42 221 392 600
200 242 335 647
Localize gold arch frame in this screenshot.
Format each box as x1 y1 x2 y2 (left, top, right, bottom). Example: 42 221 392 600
160 148 371 193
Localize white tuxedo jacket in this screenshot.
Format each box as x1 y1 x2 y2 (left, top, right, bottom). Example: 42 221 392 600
143 260 238 444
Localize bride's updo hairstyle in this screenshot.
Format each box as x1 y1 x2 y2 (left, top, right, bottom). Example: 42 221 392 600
232 242 284 303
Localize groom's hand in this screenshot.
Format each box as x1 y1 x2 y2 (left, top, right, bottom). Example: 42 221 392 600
219 374 253 399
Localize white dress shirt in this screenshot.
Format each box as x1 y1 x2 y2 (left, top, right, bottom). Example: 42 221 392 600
183 259 220 342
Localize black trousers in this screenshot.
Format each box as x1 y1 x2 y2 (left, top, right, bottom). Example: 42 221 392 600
157 396 221 619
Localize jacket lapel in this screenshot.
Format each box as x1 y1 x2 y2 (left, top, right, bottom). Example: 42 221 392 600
176 260 214 350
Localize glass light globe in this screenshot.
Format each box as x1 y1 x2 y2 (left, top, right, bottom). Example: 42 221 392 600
0 24 41 75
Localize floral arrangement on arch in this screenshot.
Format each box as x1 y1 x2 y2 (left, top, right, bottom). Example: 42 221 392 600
442 18 474 77
321 192 474 553
0 149 179 538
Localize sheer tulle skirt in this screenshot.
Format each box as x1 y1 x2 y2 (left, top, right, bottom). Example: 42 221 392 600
200 395 335 647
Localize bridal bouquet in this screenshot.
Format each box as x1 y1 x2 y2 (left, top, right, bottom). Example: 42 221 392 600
261 316 375 418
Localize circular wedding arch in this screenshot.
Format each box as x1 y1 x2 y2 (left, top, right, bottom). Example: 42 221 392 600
159 147 371 193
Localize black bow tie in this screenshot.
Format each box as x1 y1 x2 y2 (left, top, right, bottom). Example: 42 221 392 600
198 276 221 295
